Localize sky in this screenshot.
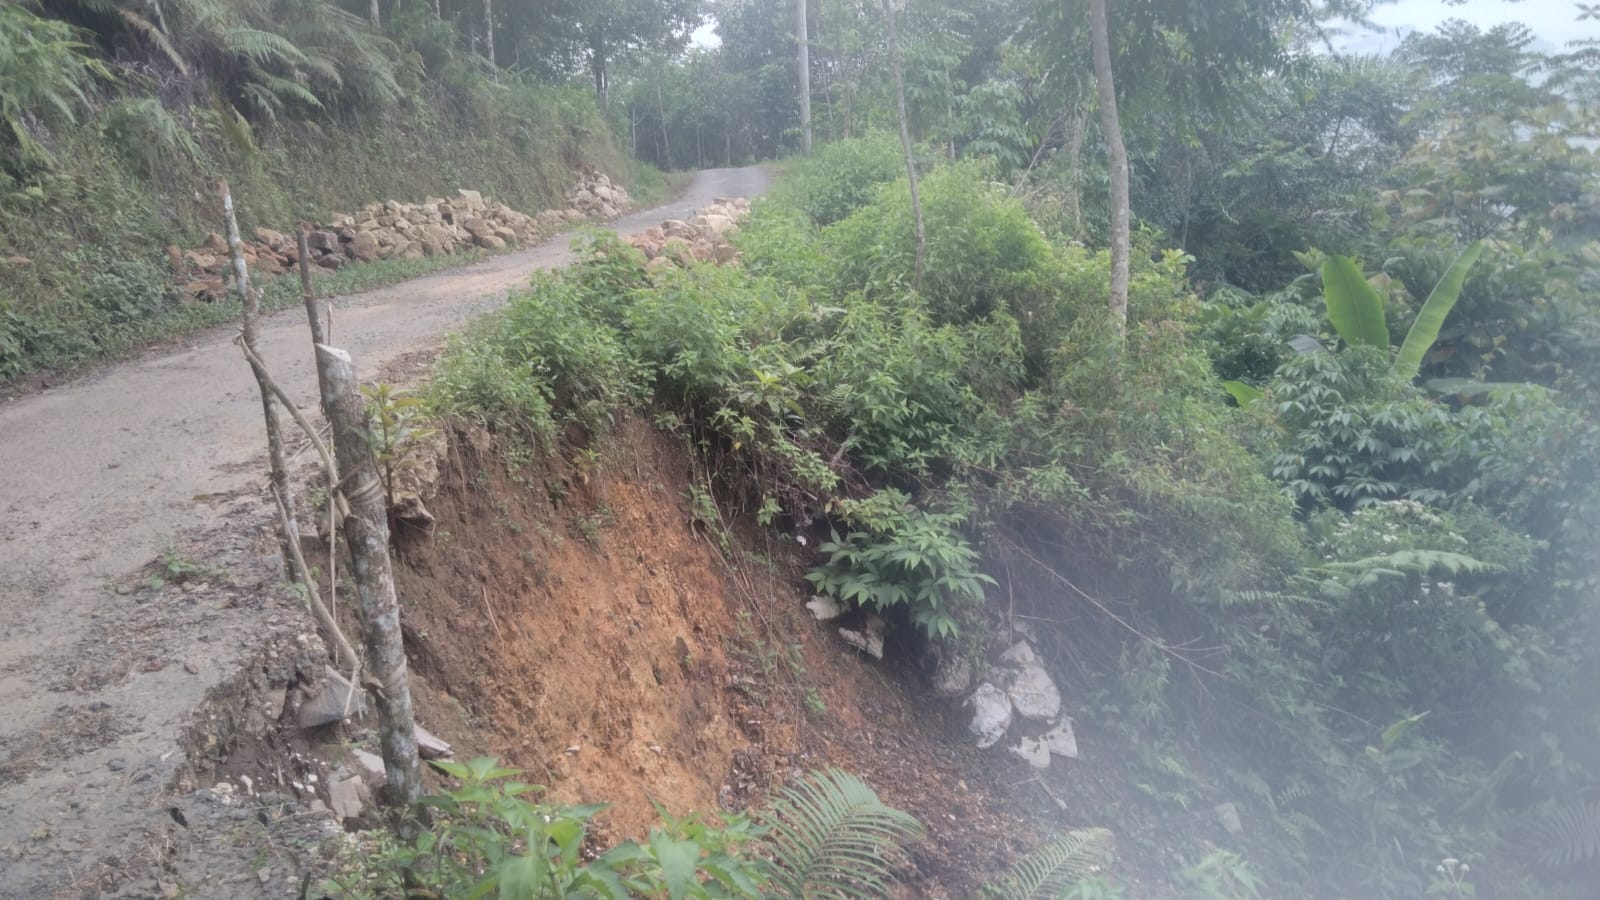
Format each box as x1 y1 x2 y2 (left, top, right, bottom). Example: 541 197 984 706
1332 0 1600 54
693 1 1600 54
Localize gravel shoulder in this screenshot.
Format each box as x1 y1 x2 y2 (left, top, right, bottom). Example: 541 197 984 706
0 166 771 897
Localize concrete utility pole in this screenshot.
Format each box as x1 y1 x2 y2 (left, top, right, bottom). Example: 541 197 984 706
797 0 812 154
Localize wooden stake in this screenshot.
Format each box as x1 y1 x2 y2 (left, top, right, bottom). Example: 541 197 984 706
313 342 423 809
223 180 297 580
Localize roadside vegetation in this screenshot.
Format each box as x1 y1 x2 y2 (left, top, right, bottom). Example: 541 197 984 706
425 77 1599 900
6 0 1599 896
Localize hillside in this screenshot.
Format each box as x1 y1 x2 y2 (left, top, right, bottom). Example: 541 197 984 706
0 0 654 382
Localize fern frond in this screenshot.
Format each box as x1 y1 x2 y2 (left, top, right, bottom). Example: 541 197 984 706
760 768 924 898
102 96 203 173
992 828 1116 899
251 71 322 110
1526 799 1600 869
223 27 308 66
117 7 188 74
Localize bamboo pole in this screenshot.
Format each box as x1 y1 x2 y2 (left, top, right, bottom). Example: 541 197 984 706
223 180 297 580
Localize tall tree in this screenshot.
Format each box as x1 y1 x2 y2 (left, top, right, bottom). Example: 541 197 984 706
882 0 924 289
482 0 494 66
797 0 812 154
1087 0 1128 338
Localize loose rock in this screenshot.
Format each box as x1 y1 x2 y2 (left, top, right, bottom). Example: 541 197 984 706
998 641 1062 722
968 682 1013 749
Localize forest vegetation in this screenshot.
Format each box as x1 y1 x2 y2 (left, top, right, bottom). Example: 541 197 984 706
5 0 1599 897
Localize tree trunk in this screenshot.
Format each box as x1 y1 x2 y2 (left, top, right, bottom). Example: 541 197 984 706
882 0 925 291
313 343 423 809
590 28 607 100
797 0 813 154
368 0 380 28
656 73 672 169
482 0 494 67
1064 99 1088 239
1089 0 1129 340
222 181 297 582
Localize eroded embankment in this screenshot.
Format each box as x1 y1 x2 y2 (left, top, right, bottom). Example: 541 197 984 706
386 418 1059 894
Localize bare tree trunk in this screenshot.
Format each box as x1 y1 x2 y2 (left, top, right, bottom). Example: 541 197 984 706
222 181 297 581
314 343 423 809
1064 99 1088 238
881 0 925 291
797 0 813 154
368 0 380 29
482 0 495 67
1089 0 1129 340
656 71 672 169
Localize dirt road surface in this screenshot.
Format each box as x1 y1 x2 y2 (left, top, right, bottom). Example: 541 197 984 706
0 166 771 897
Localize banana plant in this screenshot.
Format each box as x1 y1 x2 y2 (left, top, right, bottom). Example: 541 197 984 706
1320 241 1483 378
1228 242 1484 408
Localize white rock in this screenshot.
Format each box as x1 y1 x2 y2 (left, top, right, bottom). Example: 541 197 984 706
931 655 973 699
839 615 884 659
1215 801 1243 835
700 214 736 236
352 749 387 787
806 595 846 621
1010 735 1051 770
328 775 365 820
968 682 1013 749
1043 719 1079 759
999 642 1061 722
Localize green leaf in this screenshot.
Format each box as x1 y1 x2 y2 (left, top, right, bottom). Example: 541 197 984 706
1381 711 1429 750
650 833 702 900
1223 380 1263 407
1320 256 1389 350
1395 241 1483 381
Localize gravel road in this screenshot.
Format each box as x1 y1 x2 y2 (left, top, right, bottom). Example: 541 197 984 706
0 165 771 897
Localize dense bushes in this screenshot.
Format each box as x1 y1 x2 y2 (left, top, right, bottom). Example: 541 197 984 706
433 141 1600 896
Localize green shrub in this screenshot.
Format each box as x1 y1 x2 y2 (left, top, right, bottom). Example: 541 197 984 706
824 162 1058 328
806 489 994 639
498 273 642 425
778 132 904 226
429 337 557 447
323 757 772 899
326 760 924 899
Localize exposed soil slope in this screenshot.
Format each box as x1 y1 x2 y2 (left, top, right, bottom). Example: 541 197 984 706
0 167 769 898
394 421 1054 896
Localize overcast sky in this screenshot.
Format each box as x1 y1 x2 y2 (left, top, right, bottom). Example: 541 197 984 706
1332 0 1600 54
694 1 1600 55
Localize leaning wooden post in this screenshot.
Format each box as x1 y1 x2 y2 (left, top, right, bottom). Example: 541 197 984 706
313 342 423 808
297 226 329 345
223 180 297 580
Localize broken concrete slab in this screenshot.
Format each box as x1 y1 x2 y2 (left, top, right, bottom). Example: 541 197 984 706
327 775 365 820
298 666 366 728
415 723 453 759
1043 719 1079 759
1010 735 1051 770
